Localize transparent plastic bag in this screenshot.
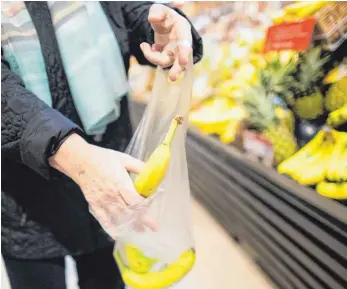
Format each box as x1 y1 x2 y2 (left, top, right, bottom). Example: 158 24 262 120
112 56 195 289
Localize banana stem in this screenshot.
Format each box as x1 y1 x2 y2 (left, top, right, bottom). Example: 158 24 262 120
163 115 183 146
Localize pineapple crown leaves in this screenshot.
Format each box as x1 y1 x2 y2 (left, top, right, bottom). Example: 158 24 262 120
256 55 296 103
293 47 330 91
241 84 279 131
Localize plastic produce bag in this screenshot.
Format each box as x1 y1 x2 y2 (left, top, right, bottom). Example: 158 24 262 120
112 56 195 289
125 268 197 289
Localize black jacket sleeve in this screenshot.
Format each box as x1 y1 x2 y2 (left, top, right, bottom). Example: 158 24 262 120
120 1 203 65
1 56 81 179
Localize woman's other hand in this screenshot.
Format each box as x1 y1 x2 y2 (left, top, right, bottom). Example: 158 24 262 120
140 4 192 81
49 133 157 237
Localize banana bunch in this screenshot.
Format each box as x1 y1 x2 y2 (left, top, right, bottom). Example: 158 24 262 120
326 105 347 128
284 1 328 18
189 96 245 139
278 129 347 197
277 130 334 185
273 1 328 24
114 116 196 289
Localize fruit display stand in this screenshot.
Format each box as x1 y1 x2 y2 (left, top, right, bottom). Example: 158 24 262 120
130 101 347 289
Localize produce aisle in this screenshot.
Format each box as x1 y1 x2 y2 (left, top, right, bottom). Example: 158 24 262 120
131 95 347 289
1 201 274 289
4 2 346 289
186 128 347 289
129 5 347 287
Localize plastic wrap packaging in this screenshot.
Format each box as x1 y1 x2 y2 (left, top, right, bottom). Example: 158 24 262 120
111 57 195 289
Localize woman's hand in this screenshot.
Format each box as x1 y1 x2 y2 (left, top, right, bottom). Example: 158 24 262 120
49 133 157 237
140 4 192 81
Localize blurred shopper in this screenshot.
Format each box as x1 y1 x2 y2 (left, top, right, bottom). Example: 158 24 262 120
1 2 202 289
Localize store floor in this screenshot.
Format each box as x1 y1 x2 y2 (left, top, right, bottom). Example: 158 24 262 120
1 200 274 289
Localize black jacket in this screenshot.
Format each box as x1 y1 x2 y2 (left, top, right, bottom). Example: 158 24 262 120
1 1 202 259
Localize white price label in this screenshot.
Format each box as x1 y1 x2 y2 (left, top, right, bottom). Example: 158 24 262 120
243 131 274 165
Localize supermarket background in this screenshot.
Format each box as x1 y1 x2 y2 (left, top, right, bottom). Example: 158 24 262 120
129 1 347 289
3 1 347 289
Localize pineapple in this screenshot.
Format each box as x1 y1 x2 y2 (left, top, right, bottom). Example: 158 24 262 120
325 77 347 111
292 48 329 120
257 54 297 106
324 60 347 111
242 85 297 165
275 106 295 133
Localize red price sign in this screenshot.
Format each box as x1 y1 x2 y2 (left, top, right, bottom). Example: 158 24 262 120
264 17 316 52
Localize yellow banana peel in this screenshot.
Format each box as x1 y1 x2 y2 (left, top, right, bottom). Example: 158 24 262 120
277 130 326 175
327 105 347 127
284 1 328 17
220 119 242 144
125 245 158 274
317 182 347 199
324 65 347 84
189 106 245 136
115 249 196 289
134 116 183 198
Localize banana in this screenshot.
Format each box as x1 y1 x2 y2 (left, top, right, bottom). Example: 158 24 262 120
326 135 342 181
115 249 196 289
189 105 245 136
124 245 158 274
326 132 347 182
295 142 332 186
295 1 327 17
189 97 237 135
219 119 241 144
337 161 345 182
326 143 341 182
327 105 347 128
277 130 326 175
324 67 341 85
134 116 183 198
284 1 327 17
284 1 314 15
287 151 321 181
317 182 347 199
293 131 347 185
292 138 333 185
219 107 246 144
273 13 301 25
338 149 347 182
324 62 347 84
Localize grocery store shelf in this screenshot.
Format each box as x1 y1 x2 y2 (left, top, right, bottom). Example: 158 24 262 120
188 127 347 223
130 101 347 289
187 131 347 289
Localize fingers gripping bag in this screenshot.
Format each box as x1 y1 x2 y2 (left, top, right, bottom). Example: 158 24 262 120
113 56 195 289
